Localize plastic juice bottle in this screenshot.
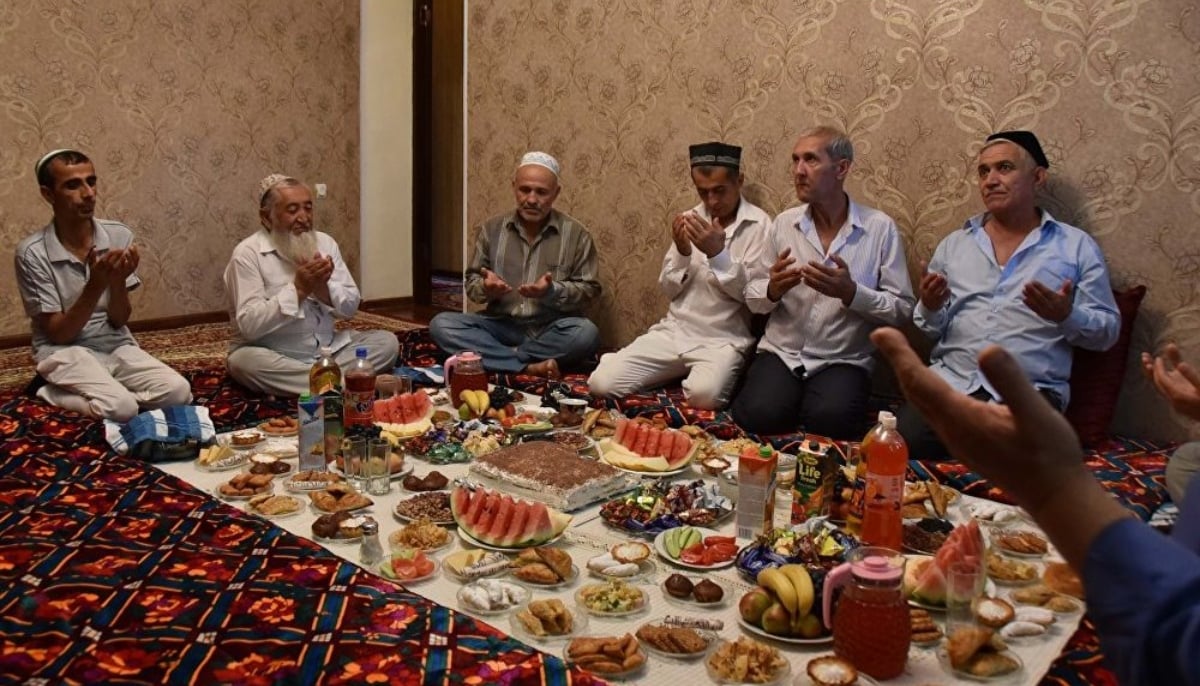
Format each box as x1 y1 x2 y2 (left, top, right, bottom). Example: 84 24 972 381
859 411 908 550
736 444 777 540
343 347 375 429
310 346 343 465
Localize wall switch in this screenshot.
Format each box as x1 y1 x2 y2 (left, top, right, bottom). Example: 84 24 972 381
315 183 327 198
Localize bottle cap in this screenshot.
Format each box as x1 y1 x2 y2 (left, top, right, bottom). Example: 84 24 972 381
361 519 379 535
356 347 368 358
299 393 312 401
319 346 333 356
758 445 773 457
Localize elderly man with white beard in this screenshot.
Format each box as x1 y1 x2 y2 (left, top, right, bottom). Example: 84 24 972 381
223 174 398 396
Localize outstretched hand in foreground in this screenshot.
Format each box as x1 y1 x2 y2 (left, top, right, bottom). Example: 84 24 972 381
870 327 1131 571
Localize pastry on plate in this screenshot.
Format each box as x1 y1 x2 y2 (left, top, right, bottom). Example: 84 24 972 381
309 483 372 513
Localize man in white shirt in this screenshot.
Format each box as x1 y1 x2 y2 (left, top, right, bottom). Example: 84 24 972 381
15 149 192 421
733 127 915 438
223 175 399 396
588 142 769 409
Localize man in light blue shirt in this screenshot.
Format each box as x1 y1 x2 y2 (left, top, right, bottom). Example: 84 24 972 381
900 131 1120 459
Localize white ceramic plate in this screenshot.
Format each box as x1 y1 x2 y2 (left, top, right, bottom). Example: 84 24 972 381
389 529 454 554
735 618 832 645
308 497 374 516
213 484 273 501
706 644 792 684
584 557 655 582
795 664 880 685
457 527 565 552
257 422 299 437
227 435 266 451
652 527 736 570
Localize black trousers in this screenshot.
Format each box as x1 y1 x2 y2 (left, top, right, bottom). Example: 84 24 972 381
897 387 1063 461
730 351 870 439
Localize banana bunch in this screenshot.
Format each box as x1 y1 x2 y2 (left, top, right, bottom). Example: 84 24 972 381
754 564 818 636
458 390 491 418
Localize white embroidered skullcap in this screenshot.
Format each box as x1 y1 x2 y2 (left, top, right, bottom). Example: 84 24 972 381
517 151 560 177
34 148 83 178
258 173 292 204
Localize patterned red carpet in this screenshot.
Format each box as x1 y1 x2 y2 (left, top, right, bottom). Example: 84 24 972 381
0 322 1174 684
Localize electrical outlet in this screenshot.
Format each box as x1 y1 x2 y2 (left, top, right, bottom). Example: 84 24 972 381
315 183 327 198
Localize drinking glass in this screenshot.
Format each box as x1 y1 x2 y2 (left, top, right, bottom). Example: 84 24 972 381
375 374 410 399
945 559 987 633
342 437 367 489
366 439 392 496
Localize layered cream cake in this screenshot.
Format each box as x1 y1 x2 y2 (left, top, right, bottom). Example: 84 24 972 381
468 442 635 511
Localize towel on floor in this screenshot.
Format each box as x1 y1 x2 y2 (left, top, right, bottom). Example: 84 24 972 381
105 406 216 460
396 365 444 386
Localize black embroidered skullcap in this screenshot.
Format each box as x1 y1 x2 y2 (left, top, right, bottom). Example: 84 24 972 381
985 131 1050 168
688 142 742 170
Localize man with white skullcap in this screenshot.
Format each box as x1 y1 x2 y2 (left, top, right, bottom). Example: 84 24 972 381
588 142 771 409
14 149 192 420
430 151 600 379
222 174 398 395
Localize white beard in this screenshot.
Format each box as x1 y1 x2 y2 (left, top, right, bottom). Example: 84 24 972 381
269 229 320 264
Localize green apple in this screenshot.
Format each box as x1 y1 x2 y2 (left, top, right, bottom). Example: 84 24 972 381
738 588 773 625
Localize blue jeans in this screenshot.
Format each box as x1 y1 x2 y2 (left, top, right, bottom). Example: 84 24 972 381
429 312 599 373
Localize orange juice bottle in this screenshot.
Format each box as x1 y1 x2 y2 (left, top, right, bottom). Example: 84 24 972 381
859 411 907 550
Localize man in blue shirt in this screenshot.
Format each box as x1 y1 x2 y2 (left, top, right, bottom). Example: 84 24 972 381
900 131 1120 459
874 325 1200 686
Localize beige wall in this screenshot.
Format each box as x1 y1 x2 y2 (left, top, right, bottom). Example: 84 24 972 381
0 0 360 331
466 1 1200 442
360 0 414 299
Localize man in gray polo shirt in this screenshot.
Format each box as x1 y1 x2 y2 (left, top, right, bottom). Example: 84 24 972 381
14 149 192 421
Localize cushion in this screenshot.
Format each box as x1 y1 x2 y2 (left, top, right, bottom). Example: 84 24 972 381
1065 285 1146 445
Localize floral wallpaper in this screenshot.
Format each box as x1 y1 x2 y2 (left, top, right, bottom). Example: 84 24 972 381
0 0 360 330
466 0 1200 441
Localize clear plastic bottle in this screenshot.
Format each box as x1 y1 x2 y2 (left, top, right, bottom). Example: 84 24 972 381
310 346 343 465
844 442 868 535
859 411 908 550
343 347 375 429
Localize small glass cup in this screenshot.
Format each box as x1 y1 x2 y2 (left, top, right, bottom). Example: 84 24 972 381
342 436 368 489
375 374 401 399
366 439 392 496
945 559 987 633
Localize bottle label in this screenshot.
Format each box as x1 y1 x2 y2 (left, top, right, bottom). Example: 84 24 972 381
344 391 374 427
864 472 904 516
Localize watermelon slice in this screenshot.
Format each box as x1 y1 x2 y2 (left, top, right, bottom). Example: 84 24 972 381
450 487 472 522
501 499 531 547
665 433 693 468
644 427 663 457
630 424 651 455
908 520 984 606
487 496 515 545
614 418 632 448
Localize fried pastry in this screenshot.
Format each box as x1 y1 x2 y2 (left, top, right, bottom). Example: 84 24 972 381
219 472 274 497
1044 562 1085 599
974 597 1015 628
947 626 994 669
309 483 372 513
986 551 1037 582
247 493 301 516
534 547 574 580
962 651 1020 677
1011 584 1056 605
926 479 953 517
996 530 1048 555
806 655 859 686
517 598 573 636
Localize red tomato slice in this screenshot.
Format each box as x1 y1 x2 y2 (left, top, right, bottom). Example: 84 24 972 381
708 542 738 559
391 560 417 579
679 543 706 564
414 559 435 576
704 536 735 546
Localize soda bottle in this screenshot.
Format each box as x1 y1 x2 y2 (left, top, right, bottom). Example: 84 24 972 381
310 346 343 466
343 347 376 429
859 411 908 550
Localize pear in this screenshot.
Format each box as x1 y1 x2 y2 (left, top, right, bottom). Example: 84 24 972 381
760 602 792 635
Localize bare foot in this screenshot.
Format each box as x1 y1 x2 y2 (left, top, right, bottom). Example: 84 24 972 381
524 359 561 379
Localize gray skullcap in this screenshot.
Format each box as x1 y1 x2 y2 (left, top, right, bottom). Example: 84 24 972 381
517 151 560 177
34 148 82 178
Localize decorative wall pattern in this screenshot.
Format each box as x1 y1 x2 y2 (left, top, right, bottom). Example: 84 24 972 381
0 1 360 331
466 0 1200 441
